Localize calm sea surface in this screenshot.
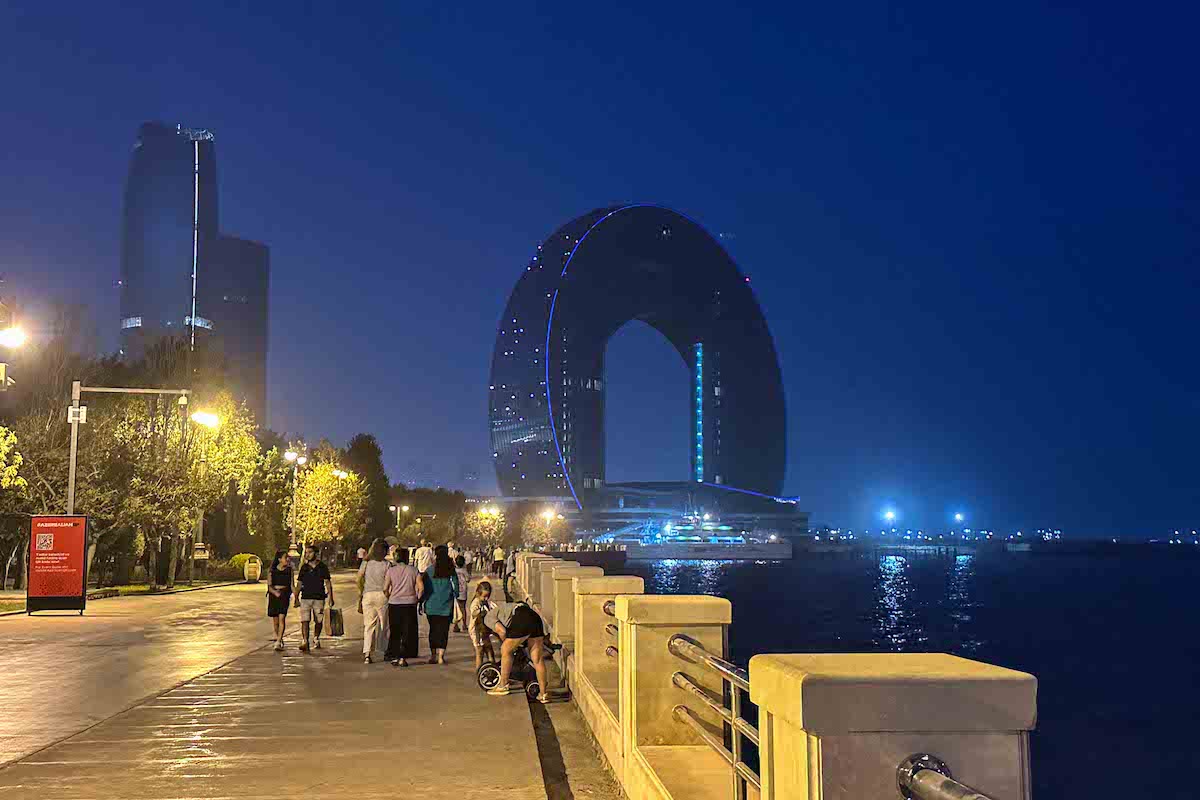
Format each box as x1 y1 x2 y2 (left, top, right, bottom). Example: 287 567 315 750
623 552 1200 800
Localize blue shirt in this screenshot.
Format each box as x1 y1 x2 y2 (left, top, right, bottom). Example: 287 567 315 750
423 568 459 617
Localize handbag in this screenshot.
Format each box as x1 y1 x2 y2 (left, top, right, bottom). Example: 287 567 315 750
327 606 345 637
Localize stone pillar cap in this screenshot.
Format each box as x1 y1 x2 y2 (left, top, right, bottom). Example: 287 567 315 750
553 566 603 580
573 576 644 595
749 653 1037 734
615 594 731 625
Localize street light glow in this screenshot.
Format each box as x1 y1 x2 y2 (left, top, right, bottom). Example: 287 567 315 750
884 509 896 522
285 450 298 462
190 411 220 429
955 513 964 523
0 327 27 348
541 509 555 521
401 505 409 513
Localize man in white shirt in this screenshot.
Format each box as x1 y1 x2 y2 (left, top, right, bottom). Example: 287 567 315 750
447 542 459 562
414 540 434 575
463 548 475 577
492 545 505 577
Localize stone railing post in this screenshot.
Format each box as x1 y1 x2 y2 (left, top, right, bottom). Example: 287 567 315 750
750 653 1037 800
539 560 579 628
550 565 603 648
615 595 732 799
572 575 644 781
523 555 556 604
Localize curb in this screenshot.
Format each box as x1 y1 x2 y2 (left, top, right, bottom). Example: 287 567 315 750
0 580 248 617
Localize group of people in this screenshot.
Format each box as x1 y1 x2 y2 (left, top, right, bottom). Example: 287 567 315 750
265 539 549 701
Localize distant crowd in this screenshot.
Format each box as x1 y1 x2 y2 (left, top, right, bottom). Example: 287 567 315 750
262 541 550 701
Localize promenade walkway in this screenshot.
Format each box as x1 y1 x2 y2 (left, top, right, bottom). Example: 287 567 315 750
0 572 619 800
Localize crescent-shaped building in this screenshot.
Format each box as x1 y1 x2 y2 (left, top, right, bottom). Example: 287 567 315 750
489 205 788 513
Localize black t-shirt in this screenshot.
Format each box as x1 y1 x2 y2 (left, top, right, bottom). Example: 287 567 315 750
298 561 331 599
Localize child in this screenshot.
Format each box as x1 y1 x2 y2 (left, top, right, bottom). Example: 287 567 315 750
469 580 498 670
452 555 470 633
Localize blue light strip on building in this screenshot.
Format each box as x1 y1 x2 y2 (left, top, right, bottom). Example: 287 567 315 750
694 342 704 482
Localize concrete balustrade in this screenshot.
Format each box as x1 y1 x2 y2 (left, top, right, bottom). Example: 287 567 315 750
571 575 644 780
513 551 1039 800
527 556 559 606
750 653 1037 800
540 561 579 628
615 595 733 800
517 553 552 601
549 565 603 647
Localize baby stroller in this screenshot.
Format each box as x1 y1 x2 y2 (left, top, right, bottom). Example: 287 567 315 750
476 639 563 700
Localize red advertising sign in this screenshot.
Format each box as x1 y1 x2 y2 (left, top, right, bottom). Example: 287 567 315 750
28 516 88 611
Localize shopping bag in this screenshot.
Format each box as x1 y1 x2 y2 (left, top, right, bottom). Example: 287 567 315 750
328 606 345 637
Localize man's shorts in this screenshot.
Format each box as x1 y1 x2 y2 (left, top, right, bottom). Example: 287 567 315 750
505 604 545 640
299 597 326 621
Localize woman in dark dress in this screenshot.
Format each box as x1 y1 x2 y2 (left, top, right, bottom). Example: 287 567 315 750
266 550 293 651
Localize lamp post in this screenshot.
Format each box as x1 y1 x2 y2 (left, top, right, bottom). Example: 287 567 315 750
285 450 308 559
187 409 220 584
389 504 410 532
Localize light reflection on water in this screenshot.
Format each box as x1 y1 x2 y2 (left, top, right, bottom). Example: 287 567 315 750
649 558 729 596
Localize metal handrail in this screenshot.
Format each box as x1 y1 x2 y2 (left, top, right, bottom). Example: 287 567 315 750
603 600 616 616
672 672 759 746
605 645 619 659
672 706 761 791
667 633 750 691
898 754 996 800
604 623 619 637
667 633 758 800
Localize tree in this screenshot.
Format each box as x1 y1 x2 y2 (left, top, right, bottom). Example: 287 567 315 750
343 434 391 540
464 507 506 549
244 447 294 561
292 462 367 553
0 427 26 492
521 509 570 547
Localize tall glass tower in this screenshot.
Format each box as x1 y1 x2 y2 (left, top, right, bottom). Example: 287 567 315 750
119 122 218 358
118 122 270 424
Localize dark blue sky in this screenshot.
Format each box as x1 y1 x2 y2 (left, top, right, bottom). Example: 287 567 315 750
3 2 1197 536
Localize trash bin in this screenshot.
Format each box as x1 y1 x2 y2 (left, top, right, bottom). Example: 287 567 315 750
244 555 262 583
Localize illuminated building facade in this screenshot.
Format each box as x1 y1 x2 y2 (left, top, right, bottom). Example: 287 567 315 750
488 205 786 508
118 122 270 423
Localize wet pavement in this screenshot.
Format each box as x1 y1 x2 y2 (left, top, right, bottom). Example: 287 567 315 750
0 572 617 799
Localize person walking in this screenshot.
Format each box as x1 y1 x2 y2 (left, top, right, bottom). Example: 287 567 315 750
383 548 420 667
414 539 434 575
356 538 390 664
451 555 470 633
293 545 334 652
505 549 517 589
469 580 498 670
463 548 475 578
416 545 459 664
492 544 505 577
266 550 293 651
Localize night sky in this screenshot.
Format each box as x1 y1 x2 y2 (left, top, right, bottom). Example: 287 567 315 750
3 3 1197 536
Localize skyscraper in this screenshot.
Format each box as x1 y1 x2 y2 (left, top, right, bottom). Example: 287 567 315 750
118 122 270 423
488 205 786 508
119 122 218 356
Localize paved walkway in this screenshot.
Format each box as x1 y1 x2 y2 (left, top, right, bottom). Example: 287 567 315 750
0 572 619 800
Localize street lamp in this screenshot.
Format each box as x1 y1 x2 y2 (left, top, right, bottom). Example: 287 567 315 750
884 509 897 522
190 410 220 429
389 503 411 530
0 326 27 349
286 449 309 558
185 409 221 584
954 512 965 523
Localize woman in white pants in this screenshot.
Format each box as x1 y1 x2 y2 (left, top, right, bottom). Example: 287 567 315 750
356 538 390 663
